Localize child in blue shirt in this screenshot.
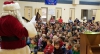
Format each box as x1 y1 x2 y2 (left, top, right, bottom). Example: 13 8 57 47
64 43 73 54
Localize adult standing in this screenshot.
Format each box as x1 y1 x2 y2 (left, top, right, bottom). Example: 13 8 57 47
58 16 63 24
0 0 37 54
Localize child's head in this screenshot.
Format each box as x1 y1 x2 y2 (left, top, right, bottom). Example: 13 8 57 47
54 42 60 49
65 43 71 50
59 34 62 37
67 32 72 37
73 36 78 40
53 35 58 41
75 29 78 33
59 37 64 41
37 29 40 32
47 39 53 45
73 44 80 51
59 27 62 30
38 32 41 35
63 31 67 35
44 36 50 41
66 36 69 40
31 39 37 44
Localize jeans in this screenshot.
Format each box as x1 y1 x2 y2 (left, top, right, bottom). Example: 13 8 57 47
34 49 38 54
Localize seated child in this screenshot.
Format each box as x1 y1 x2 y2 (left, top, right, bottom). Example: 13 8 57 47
64 43 73 54
29 39 37 54
73 44 80 54
41 36 50 51
44 39 54 54
58 37 64 48
54 41 63 54
52 35 58 45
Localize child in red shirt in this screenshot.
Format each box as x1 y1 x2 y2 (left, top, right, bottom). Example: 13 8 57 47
58 37 64 48
44 39 54 54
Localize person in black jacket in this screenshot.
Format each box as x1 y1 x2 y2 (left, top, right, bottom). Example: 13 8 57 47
54 41 63 54
41 36 50 51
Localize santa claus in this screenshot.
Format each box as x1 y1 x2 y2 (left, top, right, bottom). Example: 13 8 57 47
0 0 37 54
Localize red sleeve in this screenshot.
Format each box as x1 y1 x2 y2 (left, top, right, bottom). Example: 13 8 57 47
60 41 64 48
48 45 54 54
44 45 54 54
44 45 48 54
6 15 28 39
62 19 63 22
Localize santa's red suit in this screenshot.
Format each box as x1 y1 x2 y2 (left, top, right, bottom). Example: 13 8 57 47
0 1 37 54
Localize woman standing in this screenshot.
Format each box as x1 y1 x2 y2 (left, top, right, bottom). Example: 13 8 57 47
35 12 42 24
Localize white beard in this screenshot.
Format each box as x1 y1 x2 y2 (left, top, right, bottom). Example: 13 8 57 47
1 10 26 26
15 10 26 26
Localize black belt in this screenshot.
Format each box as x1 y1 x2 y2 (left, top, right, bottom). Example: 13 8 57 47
0 36 25 41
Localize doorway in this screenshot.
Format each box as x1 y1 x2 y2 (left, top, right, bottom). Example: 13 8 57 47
41 7 48 23
56 8 62 20
81 9 88 20
69 8 75 21
34 8 42 16
81 9 93 20
24 6 32 21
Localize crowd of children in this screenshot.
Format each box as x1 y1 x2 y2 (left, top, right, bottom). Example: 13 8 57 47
27 16 100 54
0 15 99 54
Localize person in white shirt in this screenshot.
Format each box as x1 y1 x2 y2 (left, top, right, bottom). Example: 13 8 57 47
68 17 73 23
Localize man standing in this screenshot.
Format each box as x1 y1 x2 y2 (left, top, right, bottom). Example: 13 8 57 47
68 17 73 23
0 0 37 54
58 16 63 24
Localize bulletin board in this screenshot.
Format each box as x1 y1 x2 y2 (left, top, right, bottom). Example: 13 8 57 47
92 9 97 16
48 9 55 15
41 8 47 18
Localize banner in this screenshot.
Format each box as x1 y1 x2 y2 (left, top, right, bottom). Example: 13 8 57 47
45 0 57 5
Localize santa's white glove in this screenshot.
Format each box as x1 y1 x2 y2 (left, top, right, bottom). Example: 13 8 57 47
24 22 37 38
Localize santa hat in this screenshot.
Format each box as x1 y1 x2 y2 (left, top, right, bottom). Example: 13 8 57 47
3 1 20 11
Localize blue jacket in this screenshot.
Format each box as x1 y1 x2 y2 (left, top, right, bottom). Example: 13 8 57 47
61 45 73 54
64 49 73 54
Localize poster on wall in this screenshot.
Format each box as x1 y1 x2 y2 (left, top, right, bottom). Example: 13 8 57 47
48 9 55 16
45 0 57 5
41 8 47 18
93 10 97 16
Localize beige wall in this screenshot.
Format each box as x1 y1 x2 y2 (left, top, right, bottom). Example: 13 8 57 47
18 1 100 22
95 9 100 21
0 0 3 15
0 1 100 22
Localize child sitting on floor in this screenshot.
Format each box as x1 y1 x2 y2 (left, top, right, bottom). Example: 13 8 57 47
73 44 80 54
64 42 73 54
29 39 37 54
44 39 54 54
54 41 63 54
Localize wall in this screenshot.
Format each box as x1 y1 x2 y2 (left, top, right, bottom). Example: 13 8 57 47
0 0 3 15
20 0 100 5
0 1 100 22
17 1 99 22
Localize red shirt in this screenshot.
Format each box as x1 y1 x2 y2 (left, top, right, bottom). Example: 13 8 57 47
59 41 64 48
44 44 54 54
58 18 63 23
50 19 55 23
0 15 28 49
